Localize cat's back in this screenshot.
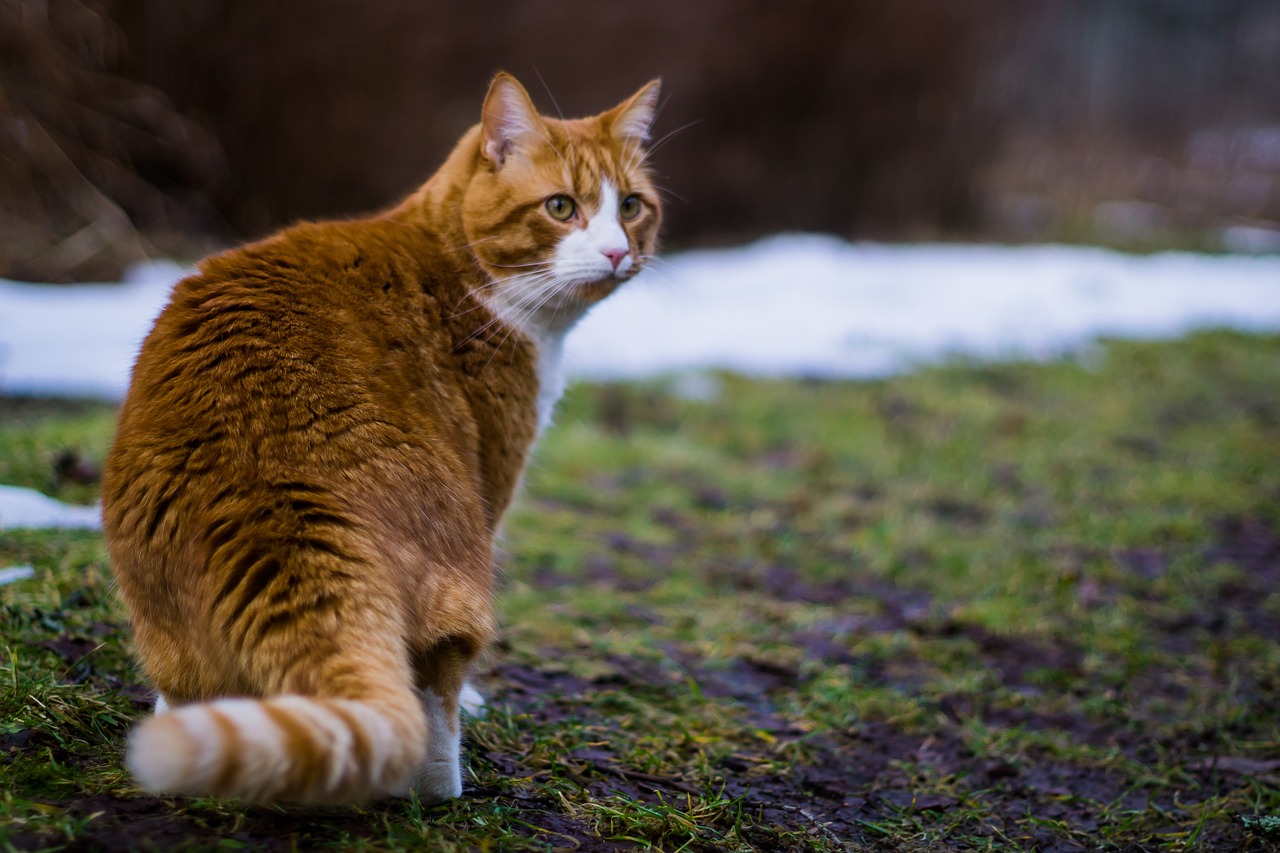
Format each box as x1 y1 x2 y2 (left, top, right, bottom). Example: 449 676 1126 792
102 217 486 566
101 213 521 677
127 220 441 426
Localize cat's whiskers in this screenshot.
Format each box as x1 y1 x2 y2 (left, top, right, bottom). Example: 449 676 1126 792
650 183 689 206
506 274 572 323
466 266 552 299
644 119 700 159
455 277 550 326
447 279 517 323
476 274 573 371
461 236 501 251
634 255 686 292
446 298 496 324
619 141 649 182
651 92 672 127
464 267 574 347
486 260 551 270
512 277 580 343
617 118 694 182
448 269 557 335
499 269 583 335
532 66 565 122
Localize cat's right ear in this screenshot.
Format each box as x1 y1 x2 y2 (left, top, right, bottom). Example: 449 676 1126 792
481 73 544 169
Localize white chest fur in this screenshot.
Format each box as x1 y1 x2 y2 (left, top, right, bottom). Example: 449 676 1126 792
532 328 568 436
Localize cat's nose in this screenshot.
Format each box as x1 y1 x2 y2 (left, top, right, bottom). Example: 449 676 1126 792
601 248 628 271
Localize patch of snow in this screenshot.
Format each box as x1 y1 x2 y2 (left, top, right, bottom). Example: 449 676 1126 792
0 236 1278 395
0 260 185 399
0 485 102 531
0 565 36 585
568 236 1280 379
3 235 1280 531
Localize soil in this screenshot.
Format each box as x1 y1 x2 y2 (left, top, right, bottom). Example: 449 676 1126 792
7 517 1279 851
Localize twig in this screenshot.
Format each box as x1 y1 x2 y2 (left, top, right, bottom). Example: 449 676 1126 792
778 803 854 851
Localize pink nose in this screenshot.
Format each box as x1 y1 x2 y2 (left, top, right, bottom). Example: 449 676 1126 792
601 248 628 271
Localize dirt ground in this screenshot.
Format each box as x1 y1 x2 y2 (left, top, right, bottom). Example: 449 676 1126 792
4 345 1279 850
6 516 1278 850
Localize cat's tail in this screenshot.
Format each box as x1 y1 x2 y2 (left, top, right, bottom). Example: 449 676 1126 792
125 686 428 804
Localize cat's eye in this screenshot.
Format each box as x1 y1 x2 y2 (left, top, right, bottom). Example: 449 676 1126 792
545 196 577 222
619 195 643 221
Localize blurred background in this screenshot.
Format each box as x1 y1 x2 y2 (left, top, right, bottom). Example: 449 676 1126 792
2 0 1279 282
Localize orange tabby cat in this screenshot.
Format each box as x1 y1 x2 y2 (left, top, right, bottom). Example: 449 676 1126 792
102 73 662 805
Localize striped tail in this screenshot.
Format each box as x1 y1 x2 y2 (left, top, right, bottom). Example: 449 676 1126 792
126 690 427 804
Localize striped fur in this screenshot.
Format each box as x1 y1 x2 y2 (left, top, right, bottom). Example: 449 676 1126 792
102 73 662 804
129 693 421 804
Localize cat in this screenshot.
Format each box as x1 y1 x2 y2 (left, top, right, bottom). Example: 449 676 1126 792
101 72 662 805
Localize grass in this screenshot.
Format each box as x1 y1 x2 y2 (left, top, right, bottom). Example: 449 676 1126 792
2 329 1279 850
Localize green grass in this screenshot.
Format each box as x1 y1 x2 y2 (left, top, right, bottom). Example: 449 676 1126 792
2 329 1279 850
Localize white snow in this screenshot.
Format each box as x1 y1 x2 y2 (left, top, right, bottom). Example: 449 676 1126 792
0 485 102 531
2 236 1277 399
2 234 1277 531
0 260 185 399
0 565 36 585
567 236 1280 379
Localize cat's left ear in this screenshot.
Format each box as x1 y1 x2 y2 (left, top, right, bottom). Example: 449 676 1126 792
606 79 662 143
481 72 546 168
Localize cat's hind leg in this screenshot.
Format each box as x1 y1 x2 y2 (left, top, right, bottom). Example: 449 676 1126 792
409 638 482 803
413 687 463 803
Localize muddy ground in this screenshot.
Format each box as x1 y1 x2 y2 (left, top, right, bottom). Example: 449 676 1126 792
5 515 1278 851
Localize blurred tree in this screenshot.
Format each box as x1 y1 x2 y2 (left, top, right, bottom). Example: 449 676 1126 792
0 0 226 281
107 0 1010 246
5 0 1277 280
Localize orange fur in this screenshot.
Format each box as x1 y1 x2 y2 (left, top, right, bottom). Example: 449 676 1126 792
102 73 662 804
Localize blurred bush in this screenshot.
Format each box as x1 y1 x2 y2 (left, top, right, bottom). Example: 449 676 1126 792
981 0 1280 251
4 0 1010 280
0 0 227 281
4 1 1277 281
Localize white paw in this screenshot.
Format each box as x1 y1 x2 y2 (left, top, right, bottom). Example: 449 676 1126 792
459 682 487 719
154 694 169 714
413 758 463 804
411 688 464 804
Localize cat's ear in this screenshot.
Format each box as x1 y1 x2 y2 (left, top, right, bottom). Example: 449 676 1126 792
481 73 545 168
606 79 662 143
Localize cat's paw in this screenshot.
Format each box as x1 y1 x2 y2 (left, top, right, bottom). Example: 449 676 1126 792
459 682 487 719
154 694 169 714
411 758 463 804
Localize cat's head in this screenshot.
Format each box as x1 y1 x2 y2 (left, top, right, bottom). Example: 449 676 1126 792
461 73 663 330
